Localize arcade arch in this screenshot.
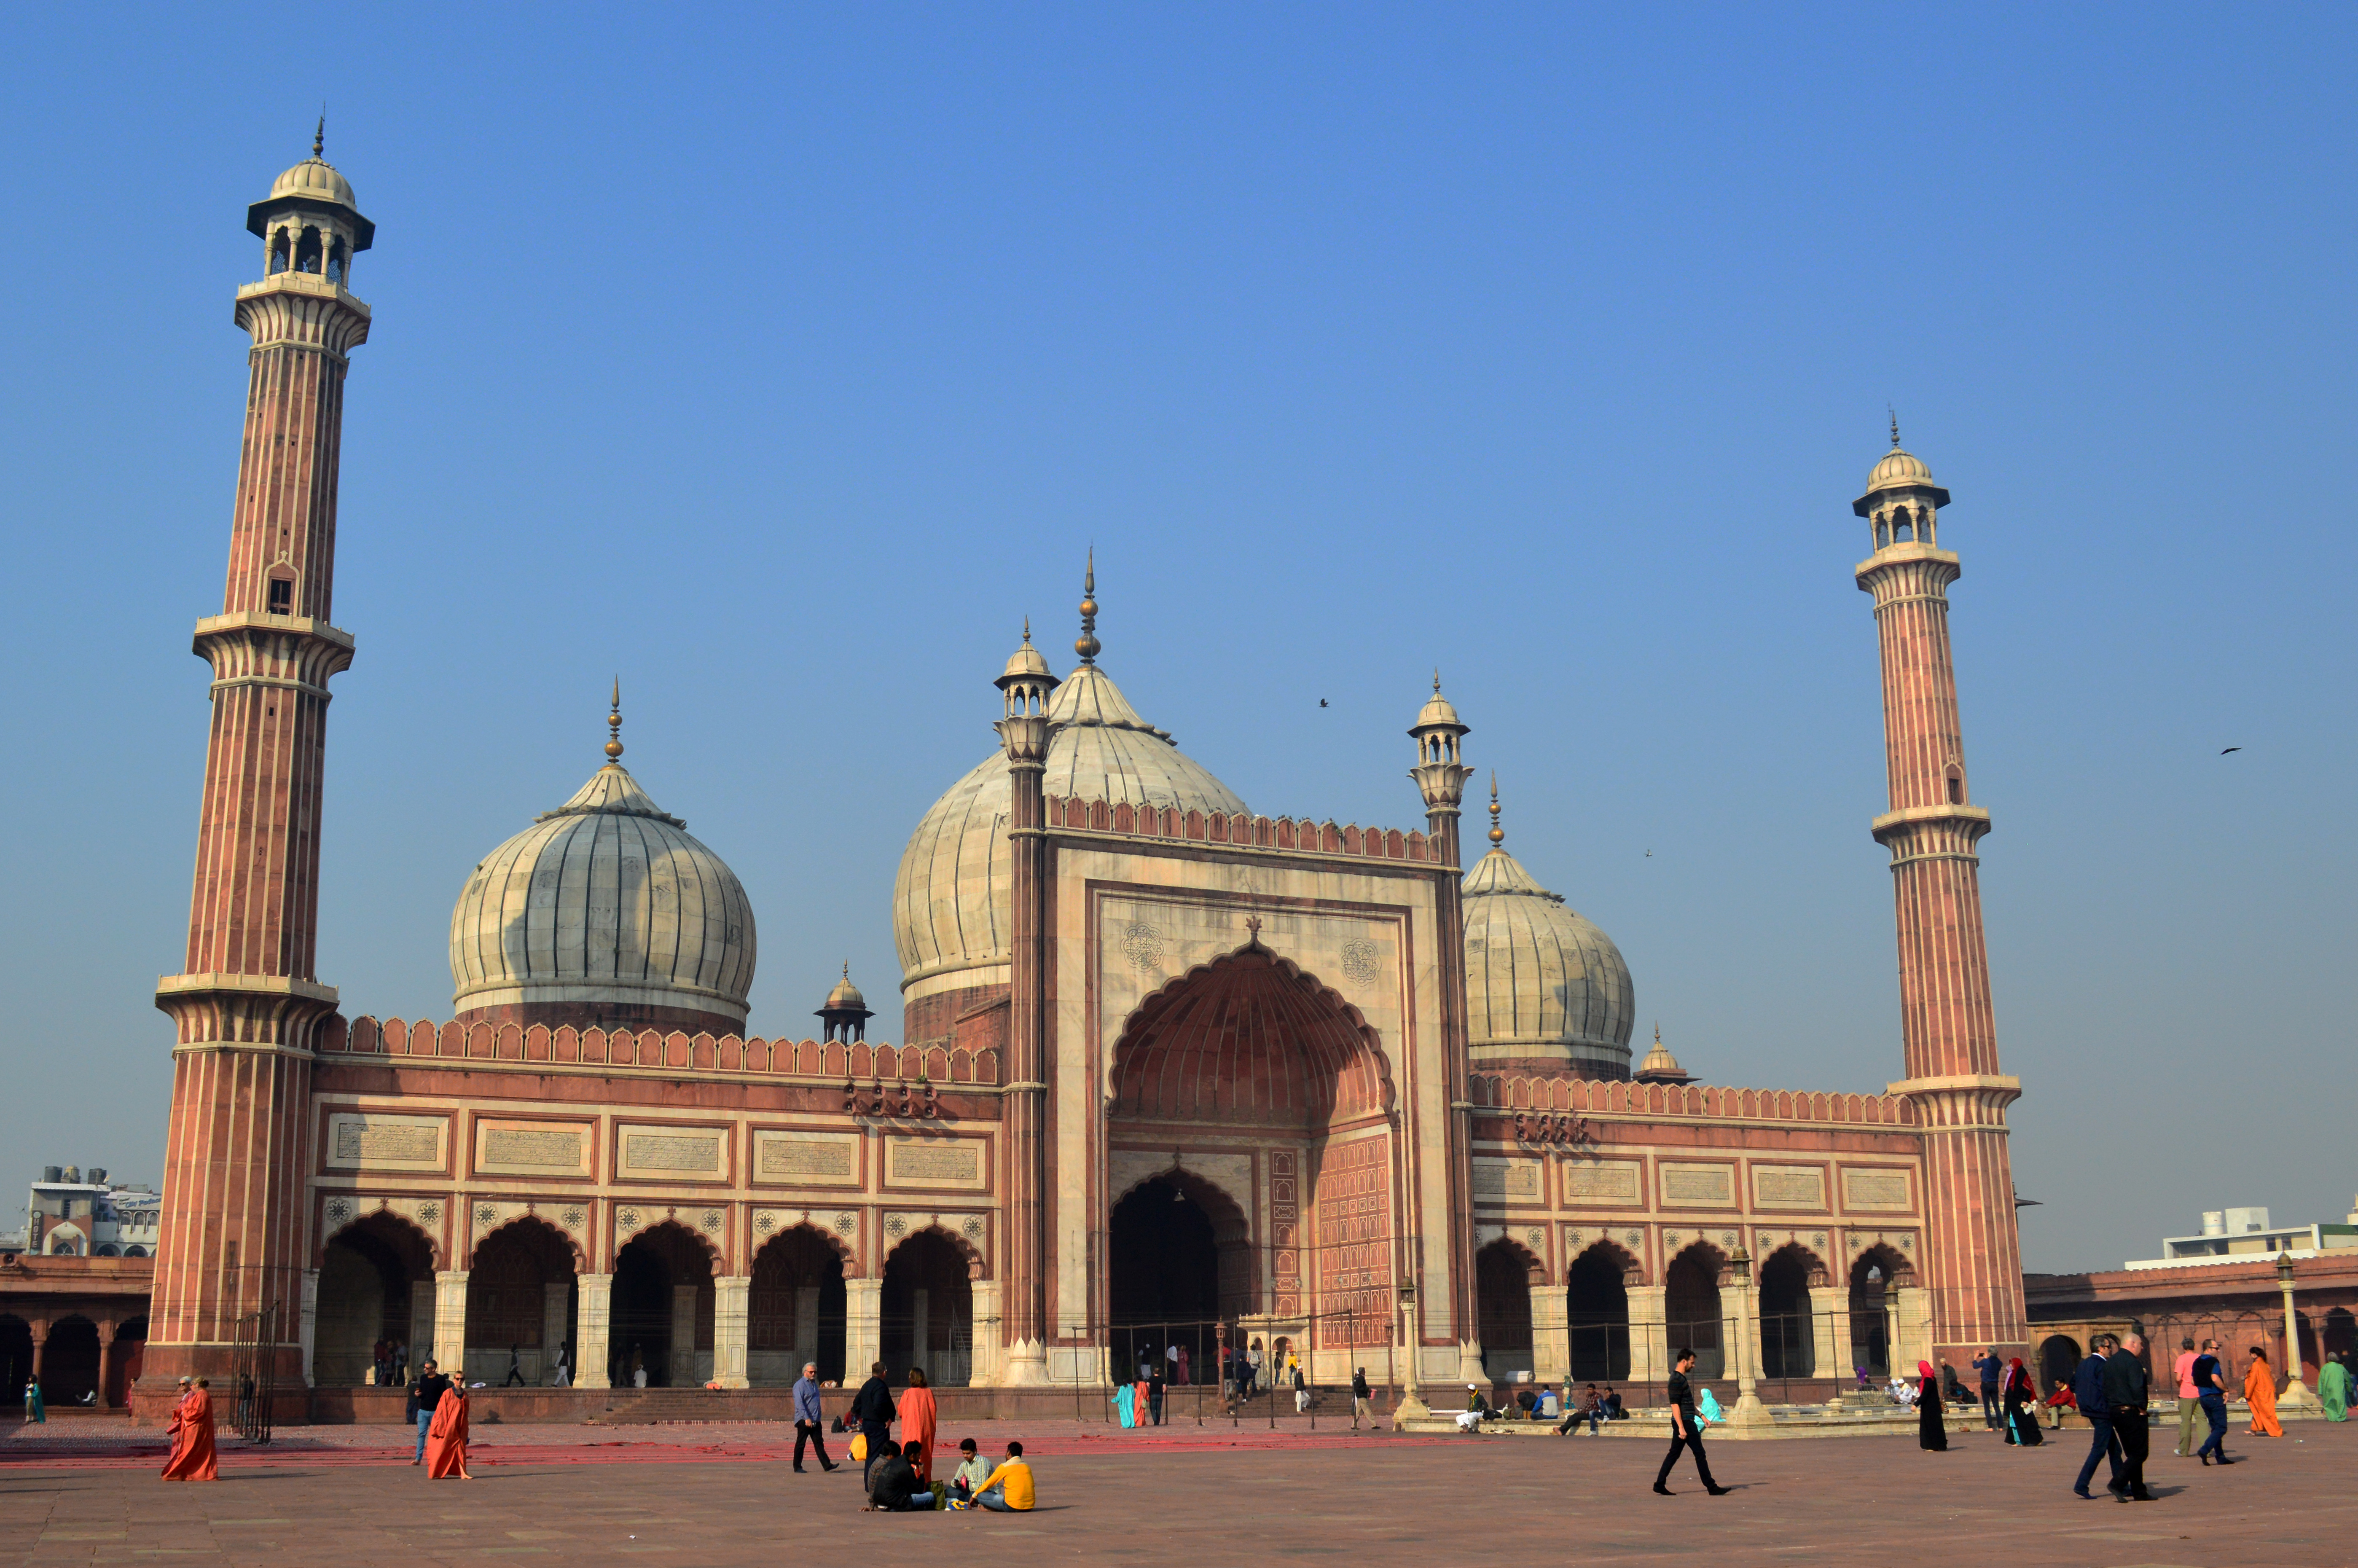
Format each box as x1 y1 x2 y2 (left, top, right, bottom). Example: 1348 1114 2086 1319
612 1222 715 1388
1665 1243 1727 1380
1756 1244 1822 1379
466 1218 577 1387
881 1229 976 1388
1566 1241 1636 1381
1474 1238 1541 1379
314 1211 435 1387
1848 1246 1909 1379
749 1225 849 1387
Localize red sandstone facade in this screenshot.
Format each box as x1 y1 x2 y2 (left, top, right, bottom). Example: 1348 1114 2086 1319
133 146 2029 1422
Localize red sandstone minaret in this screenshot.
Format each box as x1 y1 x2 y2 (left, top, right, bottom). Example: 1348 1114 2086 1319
1852 421 2028 1365
147 129 373 1394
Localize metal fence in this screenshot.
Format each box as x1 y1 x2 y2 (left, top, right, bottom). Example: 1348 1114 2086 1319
1066 1309 1380 1428
228 1306 276 1443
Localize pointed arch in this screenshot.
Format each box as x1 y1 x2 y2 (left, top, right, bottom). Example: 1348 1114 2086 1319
470 1211 586 1273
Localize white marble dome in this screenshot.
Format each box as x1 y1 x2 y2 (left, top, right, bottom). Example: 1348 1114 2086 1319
450 759 756 1034
1461 837 1633 1075
267 156 359 211
893 659 1246 1005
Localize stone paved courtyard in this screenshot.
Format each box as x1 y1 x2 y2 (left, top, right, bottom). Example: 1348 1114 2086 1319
4 1418 2353 1566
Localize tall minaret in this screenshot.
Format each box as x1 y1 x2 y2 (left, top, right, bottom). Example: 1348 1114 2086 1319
147 130 373 1393
1851 422 2027 1365
1407 676 1483 1384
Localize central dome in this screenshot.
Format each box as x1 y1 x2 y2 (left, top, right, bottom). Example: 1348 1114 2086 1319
1461 796 1633 1077
450 744 756 1037
893 658 1246 1018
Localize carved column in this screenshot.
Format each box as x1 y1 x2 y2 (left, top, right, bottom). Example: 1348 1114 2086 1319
574 1274 613 1390
1528 1282 1569 1385
845 1277 883 1383
432 1270 468 1381
540 1283 571 1385
1627 1284 1668 1391
713 1276 751 1390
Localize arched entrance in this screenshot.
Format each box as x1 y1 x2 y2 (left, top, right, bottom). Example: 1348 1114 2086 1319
882 1230 974 1388
466 1219 577 1387
1757 1245 1817 1380
612 1223 714 1388
42 1317 99 1405
1665 1244 1725 1380
749 1226 848 1386
0 1316 28 1400
1566 1242 1632 1381
1105 943 1398 1387
2038 1333 2081 1394
108 1317 147 1408
315 1212 434 1386
1475 1240 1537 1379
1848 1248 1904 1379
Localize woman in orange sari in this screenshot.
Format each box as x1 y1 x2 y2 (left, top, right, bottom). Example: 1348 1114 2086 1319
895 1368 937 1485
160 1378 218 1481
2245 1347 2282 1436
425 1381 473 1478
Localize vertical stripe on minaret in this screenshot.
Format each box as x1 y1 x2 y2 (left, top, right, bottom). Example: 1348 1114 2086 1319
1850 433 2028 1366
146 145 372 1401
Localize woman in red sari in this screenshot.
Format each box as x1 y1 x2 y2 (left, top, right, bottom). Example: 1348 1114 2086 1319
896 1368 938 1485
161 1378 218 1481
425 1382 473 1479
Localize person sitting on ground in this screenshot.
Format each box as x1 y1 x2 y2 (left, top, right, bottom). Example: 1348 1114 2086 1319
969 1440 1035 1512
1695 1385 1727 1425
1515 1386 1539 1418
1940 1361 1968 1406
1600 1385 1625 1420
949 1438 991 1505
2044 1378 2077 1429
865 1438 938 1511
1536 1383 1559 1419
1556 1383 1603 1436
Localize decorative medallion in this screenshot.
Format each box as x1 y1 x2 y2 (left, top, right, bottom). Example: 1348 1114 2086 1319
1525 1227 1546 1251
961 1216 985 1240
1565 1230 1582 1248
1340 937 1382 987
1663 1232 1679 1249
884 1214 908 1238
1899 1235 1913 1250
1721 1231 1738 1248
833 1210 857 1235
561 1207 586 1229
1813 1233 1827 1249
616 1206 640 1230
700 1209 723 1234
417 1201 442 1223
1120 922 1165 972
755 1211 776 1235
1625 1231 1642 1248
325 1197 353 1226
475 1204 497 1225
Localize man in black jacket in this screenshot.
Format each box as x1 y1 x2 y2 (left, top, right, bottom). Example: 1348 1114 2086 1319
1652 1350 1730 1497
851 1361 895 1489
863 1438 938 1511
2071 1335 2124 1498
410 1361 451 1466
2104 1333 2156 1502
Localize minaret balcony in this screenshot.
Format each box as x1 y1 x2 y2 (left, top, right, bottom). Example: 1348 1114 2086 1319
235 270 371 317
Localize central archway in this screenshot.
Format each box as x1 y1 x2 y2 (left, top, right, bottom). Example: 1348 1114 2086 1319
612 1223 714 1388
1104 942 1400 1385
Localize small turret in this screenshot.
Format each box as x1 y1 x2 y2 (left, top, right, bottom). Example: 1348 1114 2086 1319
816 964 873 1043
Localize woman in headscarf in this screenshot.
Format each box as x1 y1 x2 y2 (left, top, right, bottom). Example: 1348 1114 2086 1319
897 1367 938 1482
2244 1346 2282 1436
1113 1379 1136 1427
425 1380 473 1478
1916 1360 1947 1451
22 1376 43 1425
1695 1386 1726 1424
1175 1344 1190 1387
160 1378 217 1480
2318 1351 2350 1421
2001 1357 2041 1445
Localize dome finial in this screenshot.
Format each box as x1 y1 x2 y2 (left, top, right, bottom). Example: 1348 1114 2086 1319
1488 771 1504 845
1433 668 1442 694
1889 405 1901 449
604 678 624 763
1075 547 1101 664
314 110 325 161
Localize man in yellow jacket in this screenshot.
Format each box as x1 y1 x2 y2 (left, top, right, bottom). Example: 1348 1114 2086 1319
969 1441 1035 1512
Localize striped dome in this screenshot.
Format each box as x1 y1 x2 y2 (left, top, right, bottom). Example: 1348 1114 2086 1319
1461 844 1634 1075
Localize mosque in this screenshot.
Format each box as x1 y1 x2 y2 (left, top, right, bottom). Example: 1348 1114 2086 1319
137 142 2028 1417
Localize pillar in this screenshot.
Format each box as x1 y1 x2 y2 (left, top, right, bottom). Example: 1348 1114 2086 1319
713 1276 750 1391
409 1279 437 1371
793 1285 820 1375
97 1321 120 1410
1851 435 2028 1367
1893 1284 1929 1377
432 1271 468 1380
27 1321 46 1379
969 1278 1003 1388
1628 1284 1669 1391
2278 1259 2321 1412
540 1283 570 1385
1727 1252 1771 1425
1805 1285 1844 1394
1528 1283 1569 1385
846 1277 883 1382
669 1285 698 1387
299 1268 320 1388
574 1274 612 1390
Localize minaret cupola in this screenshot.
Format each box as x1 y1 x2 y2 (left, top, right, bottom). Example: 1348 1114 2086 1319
248 118 374 286
1853 412 1952 551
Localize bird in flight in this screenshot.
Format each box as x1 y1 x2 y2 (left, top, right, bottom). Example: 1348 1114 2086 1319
2220 746 2241 754
1319 699 1329 708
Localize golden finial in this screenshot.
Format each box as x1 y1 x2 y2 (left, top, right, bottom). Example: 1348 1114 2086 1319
1488 772 1503 845
1432 668 1442 694
604 678 624 762
1075 547 1101 664
1022 615 1032 644
314 112 325 161
1889 405 1901 448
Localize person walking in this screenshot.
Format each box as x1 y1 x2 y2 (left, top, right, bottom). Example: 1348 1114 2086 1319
2170 1337 2202 1458
425 1382 473 1479
791 1361 837 1473
2071 1335 2125 1499
2001 1357 2041 1446
897 1368 939 1485
2104 1332 2156 1503
1916 1360 1947 1451
502 1344 526 1388
851 1361 896 1488
22 1375 44 1425
2192 1340 2234 1466
159 1378 217 1481
1971 1348 2003 1431
2320 1351 2351 1422
410 1361 451 1466
1652 1349 1730 1496
1351 1367 1374 1430
2244 1346 2282 1436
1148 1363 1166 1426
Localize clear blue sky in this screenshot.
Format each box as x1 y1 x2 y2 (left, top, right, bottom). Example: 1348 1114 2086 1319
1 5 2350 1272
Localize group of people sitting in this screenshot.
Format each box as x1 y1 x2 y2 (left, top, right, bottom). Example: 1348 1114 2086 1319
863 1436 1034 1513
1452 1381 1632 1432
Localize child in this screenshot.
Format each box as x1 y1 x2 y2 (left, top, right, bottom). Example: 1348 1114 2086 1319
948 1437 991 1506
969 1440 1035 1512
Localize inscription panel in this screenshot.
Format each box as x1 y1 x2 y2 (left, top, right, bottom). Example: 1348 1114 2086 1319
753 1129 862 1187
1752 1165 1827 1210
884 1136 987 1191
1841 1167 1914 1212
1658 1162 1735 1208
617 1124 726 1179
475 1120 592 1177
1471 1157 1543 1202
1560 1160 1642 1205
326 1112 448 1173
